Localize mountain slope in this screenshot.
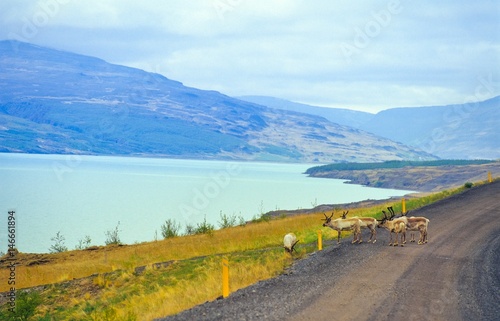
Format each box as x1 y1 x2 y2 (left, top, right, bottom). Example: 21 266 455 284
0 40 434 162
237 95 374 128
358 96 500 159
240 95 500 160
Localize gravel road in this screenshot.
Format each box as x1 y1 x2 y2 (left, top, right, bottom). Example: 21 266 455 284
156 181 500 321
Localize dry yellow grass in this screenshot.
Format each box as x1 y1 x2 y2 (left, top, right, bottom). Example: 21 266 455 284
0 183 470 293
132 252 292 320
1 209 350 292
24 246 298 320
0 198 405 293
3 181 488 320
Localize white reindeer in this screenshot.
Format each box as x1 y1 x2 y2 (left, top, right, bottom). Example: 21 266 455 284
341 211 377 243
283 233 299 253
322 212 362 244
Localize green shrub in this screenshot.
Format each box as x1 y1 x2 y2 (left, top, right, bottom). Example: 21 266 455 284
161 219 181 239
49 231 68 253
218 211 238 229
0 291 42 321
75 235 92 250
105 222 122 245
194 216 215 236
184 223 195 235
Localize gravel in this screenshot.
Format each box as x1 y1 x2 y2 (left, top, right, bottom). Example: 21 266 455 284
156 181 500 321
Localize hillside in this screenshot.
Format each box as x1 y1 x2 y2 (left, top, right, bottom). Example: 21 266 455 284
237 95 374 128
240 95 500 160
358 96 500 159
0 40 434 163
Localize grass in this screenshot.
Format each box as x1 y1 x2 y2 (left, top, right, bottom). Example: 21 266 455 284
0 179 494 320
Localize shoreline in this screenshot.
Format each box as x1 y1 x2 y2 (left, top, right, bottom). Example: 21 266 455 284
264 194 421 218
306 162 500 193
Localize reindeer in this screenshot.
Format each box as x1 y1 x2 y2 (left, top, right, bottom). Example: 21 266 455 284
387 207 429 245
377 210 406 246
341 210 377 243
283 233 299 254
322 212 362 244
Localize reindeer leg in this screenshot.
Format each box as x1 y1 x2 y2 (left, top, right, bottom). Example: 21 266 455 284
351 230 357 244
418 227 426 245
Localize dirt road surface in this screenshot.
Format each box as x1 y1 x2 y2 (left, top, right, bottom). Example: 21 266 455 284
158 181 500 321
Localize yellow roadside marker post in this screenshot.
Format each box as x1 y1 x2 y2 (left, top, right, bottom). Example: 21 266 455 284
222 257 229 298
402 198 406 214
488 171 492 183
318 230 322 251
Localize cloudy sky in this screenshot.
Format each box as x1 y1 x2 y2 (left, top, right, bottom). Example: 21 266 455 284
1 0 499 113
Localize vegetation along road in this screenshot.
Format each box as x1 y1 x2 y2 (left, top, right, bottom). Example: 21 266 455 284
158 180 500 321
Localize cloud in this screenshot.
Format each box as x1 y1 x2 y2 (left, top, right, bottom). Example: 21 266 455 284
0 0 498 113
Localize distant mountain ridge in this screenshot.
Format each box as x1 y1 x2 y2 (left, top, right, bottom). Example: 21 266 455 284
237 95 374 128
240 95 499 159
358 96 500 159
0 40 435 162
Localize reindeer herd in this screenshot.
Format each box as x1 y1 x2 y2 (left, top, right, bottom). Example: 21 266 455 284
284 206 429 253
321 206 429 247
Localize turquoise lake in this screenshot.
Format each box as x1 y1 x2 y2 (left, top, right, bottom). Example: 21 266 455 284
0 153 414 253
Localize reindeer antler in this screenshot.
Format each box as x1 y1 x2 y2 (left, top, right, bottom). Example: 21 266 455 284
322 212 334 223
341 210 349 219
387 207 395 220
379 210 388 223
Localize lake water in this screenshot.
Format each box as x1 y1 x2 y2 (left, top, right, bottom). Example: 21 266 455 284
0 153 414 253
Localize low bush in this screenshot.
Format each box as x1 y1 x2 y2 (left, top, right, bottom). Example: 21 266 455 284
161 219 181 239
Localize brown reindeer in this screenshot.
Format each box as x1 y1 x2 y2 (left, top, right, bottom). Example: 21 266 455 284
341 210 377 243
387 207 429 245
377 210 406 246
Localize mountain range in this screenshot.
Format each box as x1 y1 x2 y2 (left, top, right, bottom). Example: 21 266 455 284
238 95 374 128
359 97 500 159
239 95 499 159
0 40 436 163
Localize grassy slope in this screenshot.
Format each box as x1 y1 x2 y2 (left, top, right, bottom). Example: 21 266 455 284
0 178 494 320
